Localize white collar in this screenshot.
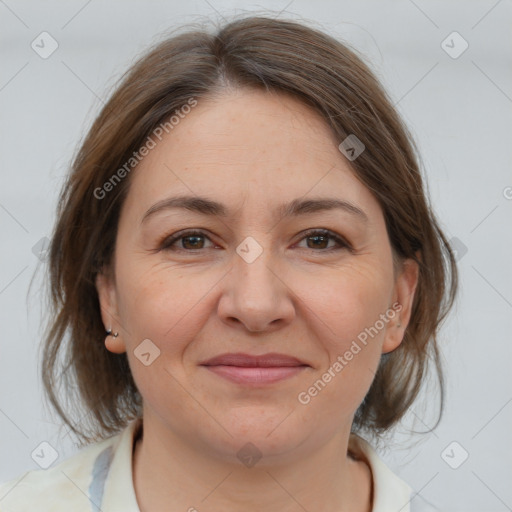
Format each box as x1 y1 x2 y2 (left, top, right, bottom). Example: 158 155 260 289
100 420 413 511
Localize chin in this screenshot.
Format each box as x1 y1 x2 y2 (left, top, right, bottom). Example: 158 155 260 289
200 408 311 465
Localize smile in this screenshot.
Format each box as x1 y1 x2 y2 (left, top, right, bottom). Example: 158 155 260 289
199 352 310 385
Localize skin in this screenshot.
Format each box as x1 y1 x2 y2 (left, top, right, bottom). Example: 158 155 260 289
96 88 419 512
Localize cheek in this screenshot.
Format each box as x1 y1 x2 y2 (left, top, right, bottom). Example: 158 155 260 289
114 261 219 354
309 261 393 347
113 265 215 411
298 262 393 406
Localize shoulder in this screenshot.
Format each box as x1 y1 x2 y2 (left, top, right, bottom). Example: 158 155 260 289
348 433 445 512
0 430 122 512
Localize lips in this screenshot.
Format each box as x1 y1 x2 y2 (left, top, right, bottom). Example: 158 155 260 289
200 352 308 367
200 352 309 385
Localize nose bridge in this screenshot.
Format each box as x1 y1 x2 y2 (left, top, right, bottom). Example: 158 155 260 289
233 233 280 299
217 233 294 332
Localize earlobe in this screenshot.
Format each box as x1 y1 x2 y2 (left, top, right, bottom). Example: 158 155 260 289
105 329 126 354
382 258 420 354
95 270 127 354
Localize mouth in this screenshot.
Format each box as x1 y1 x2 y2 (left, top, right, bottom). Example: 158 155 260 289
199 352 310 385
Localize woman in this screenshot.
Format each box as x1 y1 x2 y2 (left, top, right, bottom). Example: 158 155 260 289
0 15 457 512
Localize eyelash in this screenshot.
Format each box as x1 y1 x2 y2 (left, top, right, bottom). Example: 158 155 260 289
159 229 351 253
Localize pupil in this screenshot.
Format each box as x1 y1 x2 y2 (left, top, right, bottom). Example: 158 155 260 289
309 235 327 249
184 236 203 249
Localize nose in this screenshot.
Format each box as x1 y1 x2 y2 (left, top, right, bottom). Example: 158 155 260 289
217 245 296 333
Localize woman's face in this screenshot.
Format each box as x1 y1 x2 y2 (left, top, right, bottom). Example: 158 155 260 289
97 88 418 464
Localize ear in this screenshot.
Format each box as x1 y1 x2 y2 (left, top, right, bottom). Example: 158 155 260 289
95 268 126 354
381 256 420 354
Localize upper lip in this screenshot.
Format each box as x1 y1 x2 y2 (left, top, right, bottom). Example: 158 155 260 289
200 352 309 367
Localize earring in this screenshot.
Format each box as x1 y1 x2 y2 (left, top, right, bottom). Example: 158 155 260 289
106 327 119 338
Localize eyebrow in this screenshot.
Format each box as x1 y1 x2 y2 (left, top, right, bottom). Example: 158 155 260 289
141 195 368 224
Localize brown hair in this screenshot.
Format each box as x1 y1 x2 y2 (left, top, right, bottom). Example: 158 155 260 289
41 15 458 445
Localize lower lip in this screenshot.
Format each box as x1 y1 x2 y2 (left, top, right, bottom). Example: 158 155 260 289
202 365 307 385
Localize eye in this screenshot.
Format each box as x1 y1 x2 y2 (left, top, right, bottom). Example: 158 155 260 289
159 228 351 253
294 229 351 252
160 230 216 251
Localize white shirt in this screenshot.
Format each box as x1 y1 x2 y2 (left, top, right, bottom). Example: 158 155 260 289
0 419 441 511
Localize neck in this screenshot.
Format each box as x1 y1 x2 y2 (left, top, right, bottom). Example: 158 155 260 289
132 414 372 512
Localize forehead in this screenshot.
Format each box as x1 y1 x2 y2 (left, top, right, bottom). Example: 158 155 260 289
123 89 381 222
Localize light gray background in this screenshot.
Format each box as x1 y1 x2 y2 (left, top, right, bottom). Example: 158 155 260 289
0 1 511 511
